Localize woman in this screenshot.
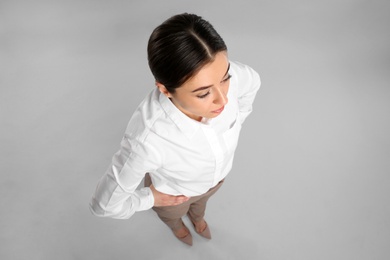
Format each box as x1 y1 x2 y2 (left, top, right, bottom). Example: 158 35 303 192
90 13 260 246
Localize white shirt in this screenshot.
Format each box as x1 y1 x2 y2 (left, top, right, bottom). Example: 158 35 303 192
89 61 260 219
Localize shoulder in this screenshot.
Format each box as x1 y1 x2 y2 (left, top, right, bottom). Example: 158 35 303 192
229 61 261 94
229 60 260 81
124 88 164 142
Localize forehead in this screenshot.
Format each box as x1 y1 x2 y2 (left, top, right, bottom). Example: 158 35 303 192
181 52 229 90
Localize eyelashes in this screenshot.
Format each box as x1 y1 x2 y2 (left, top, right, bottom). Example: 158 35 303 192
197 92 210 99
196 74 232 99
222 74 232 82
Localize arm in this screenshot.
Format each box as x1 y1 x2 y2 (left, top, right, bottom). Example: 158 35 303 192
89 137 159 219
89 136 190 219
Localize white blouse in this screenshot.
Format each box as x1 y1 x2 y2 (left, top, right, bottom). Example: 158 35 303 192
89 61 260 219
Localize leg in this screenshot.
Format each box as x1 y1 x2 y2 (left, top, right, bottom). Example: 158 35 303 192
187 179 224 223
187 180 224 239
153 203 191 231
144 173 190 231
144 173 193 245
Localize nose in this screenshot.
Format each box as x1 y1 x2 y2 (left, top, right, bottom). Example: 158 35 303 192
213 87 228 106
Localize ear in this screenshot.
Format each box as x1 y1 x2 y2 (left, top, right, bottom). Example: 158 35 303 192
156 82 172 98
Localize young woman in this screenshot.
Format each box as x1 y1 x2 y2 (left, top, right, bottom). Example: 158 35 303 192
90 13 260 246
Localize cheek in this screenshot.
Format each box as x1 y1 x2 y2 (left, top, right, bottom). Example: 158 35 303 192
189 100 211 112
224 83 230 95
182 98 212 114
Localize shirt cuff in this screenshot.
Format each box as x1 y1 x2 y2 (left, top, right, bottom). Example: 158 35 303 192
132 187 155 212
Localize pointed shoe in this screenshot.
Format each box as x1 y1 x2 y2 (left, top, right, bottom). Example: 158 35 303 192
172 225 193 246
196 221 211 239
187 214 212 239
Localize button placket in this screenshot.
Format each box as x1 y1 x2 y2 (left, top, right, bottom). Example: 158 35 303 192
201 126 224 186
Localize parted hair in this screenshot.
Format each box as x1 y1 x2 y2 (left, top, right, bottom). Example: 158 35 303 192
147 13 227 93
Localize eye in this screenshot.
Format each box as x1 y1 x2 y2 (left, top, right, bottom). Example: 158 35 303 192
197 91 210 99
222 74 232 83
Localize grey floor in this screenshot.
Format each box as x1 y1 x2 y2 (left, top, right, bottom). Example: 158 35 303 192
1 1 390 259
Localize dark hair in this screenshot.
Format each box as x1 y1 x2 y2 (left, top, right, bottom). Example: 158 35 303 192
147 13 227 93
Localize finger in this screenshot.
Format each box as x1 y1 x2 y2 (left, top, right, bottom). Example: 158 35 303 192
174 195 190 201
174 196 190 204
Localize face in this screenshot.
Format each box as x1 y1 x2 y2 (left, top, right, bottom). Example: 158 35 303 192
157 51 230 121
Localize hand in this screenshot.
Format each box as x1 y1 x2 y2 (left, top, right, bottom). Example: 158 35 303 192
150 184 190 207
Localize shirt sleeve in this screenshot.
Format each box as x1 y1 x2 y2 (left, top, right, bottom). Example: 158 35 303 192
89 136 160 219
232 61 261 124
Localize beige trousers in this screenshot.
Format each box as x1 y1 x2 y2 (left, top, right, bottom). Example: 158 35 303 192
144 173 224 231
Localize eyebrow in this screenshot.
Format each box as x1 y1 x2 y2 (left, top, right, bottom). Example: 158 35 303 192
191 63 231 93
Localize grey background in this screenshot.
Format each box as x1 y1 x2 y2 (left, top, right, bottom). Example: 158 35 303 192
1 0 389 259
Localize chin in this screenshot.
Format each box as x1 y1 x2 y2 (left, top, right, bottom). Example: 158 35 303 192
207 113 220 119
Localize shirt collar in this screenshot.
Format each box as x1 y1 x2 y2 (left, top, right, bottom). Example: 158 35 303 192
158 91 204 139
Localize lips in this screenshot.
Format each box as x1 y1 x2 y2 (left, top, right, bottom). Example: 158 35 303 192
212 106 225 114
